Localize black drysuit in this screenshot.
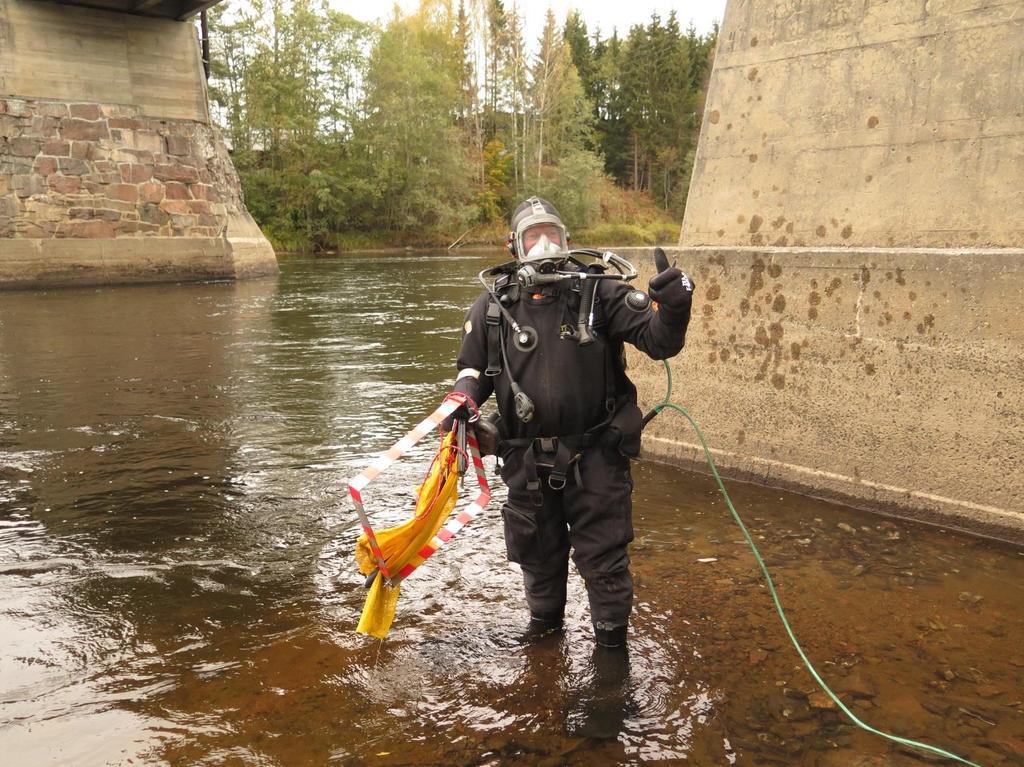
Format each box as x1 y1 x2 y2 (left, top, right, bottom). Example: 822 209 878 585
454 276 688 629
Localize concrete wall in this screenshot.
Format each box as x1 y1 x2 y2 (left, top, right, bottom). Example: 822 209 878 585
0 0 209 121
625 246 1023 541
652 0 1024 539
0 0 277 287
682 0 1024 249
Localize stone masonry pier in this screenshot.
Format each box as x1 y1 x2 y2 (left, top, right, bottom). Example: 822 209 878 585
631 0 1024 540
0 0 277 287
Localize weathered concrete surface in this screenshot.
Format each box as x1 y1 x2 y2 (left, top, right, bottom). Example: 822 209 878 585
625 246 1024 540
682 0 1024 249
0 237 235 286
0 0 277 287
662 0 1024 537
0 0 209 122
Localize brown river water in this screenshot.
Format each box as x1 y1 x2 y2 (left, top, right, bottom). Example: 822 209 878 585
1 252 1022 766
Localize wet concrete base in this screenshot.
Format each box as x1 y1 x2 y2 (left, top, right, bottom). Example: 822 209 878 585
0 231 278 288
643 439 1024 548
620 245 1024 542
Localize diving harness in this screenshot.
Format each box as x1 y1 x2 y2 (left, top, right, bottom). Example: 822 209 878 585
478 248 648 425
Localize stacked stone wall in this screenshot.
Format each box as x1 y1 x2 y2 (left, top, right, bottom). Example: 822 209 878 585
0 97 247 242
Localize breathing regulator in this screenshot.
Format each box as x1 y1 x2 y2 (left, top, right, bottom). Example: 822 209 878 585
479 250 641 424
488 196 648 345
479 248 644 346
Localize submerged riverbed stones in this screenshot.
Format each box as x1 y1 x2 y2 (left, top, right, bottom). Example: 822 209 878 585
808 691 837 710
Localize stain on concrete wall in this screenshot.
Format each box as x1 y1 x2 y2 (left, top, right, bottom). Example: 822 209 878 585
661 0 1024 535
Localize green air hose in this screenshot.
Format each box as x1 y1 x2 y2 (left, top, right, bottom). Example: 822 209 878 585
647 359 983 767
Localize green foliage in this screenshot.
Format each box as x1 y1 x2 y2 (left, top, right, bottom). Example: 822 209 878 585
565 12 716 215
351 10 475 233
530 149 605 229
479 139 512 222
527 10 596 178
579 221 679 246
207 1 716 249
562 11 594 97
580 222 654 245
208 1 368 250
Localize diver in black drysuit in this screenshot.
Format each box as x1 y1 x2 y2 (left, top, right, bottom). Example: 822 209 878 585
446 197 694 648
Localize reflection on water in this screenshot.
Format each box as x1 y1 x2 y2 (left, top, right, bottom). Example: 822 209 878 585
1 252 1022 766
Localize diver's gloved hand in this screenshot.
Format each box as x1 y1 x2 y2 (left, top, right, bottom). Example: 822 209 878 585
440 398 470 434
439 379 479 432
648 266 695 326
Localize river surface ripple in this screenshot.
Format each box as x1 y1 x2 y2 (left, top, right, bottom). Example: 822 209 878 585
0 252 1022 766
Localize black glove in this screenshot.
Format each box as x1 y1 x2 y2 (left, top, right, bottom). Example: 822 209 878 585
648 266 695 326
440 402 468 433
440 378 480 432
440 398 471 434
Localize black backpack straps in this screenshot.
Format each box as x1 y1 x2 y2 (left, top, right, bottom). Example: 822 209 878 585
484 297 502 377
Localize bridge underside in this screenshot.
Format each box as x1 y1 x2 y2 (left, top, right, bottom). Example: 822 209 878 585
44 0 219 20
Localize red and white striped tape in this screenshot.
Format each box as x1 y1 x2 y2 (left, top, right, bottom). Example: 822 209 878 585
348 393 491 586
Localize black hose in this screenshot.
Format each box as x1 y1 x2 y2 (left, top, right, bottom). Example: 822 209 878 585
575 276 598 346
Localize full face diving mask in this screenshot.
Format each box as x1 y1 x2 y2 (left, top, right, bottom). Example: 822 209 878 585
513 201 568 265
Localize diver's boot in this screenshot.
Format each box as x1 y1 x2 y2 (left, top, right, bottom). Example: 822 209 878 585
593 622 627 648
565 642 632 739
520 610 564 643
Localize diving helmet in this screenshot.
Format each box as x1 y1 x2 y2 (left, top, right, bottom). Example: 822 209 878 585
509 197 569 264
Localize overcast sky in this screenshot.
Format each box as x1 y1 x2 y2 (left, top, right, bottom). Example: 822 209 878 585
326 1 726 42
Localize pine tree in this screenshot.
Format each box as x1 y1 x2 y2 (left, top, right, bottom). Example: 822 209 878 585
484 0 507 139
562 11 594 104
528 10 594 178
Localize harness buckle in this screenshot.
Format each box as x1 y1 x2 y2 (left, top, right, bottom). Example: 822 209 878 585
536 437 557 454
